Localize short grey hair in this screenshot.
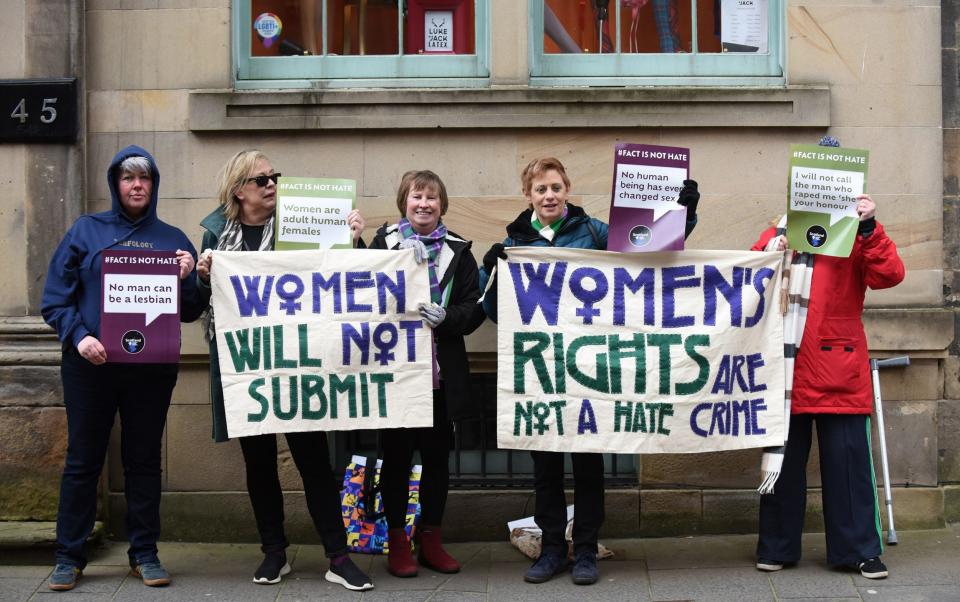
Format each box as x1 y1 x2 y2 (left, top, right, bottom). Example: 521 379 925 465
119 156 151 177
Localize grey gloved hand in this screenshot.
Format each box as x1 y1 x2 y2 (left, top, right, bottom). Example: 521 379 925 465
399 238 428 264
419 302 446 328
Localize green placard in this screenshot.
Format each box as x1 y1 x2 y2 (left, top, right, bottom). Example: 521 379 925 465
274 177 357 251
786 144 869 257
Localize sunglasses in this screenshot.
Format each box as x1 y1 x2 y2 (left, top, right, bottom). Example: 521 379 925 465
246 172 281 187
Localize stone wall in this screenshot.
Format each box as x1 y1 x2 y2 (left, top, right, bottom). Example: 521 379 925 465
0 0 954 539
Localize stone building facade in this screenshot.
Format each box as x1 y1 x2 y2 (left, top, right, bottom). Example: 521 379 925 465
0 0 956 543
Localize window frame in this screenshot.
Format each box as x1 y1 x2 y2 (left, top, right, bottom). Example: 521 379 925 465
234 0 490 88
528 0 786 87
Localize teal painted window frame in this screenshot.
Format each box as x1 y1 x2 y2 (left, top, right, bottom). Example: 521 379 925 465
235 1 490 85
529 0 785 86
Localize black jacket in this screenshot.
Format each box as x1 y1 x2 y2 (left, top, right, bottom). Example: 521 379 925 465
369 223 486 420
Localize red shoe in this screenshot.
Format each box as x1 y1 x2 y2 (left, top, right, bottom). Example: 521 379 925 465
417 526 460 573
387 528 417 577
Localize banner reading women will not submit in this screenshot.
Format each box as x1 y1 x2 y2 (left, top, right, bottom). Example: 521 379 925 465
211 249 434 438
496 247 787 454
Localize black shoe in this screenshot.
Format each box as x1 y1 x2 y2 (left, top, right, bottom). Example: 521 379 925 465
253 553 290 584
571 552 599 585
524 552 568 584
857 557 888 579
325 556 373 591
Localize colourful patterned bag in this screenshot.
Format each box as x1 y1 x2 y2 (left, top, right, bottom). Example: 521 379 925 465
340 455 422 554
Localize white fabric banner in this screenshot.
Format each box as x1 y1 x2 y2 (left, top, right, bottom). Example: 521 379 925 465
211 249 434 438
497 247 786 454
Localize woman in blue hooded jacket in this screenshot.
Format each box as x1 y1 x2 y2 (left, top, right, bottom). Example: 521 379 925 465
41 145 204 590
478 157 698 586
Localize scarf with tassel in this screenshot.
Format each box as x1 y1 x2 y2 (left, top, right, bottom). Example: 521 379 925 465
758 215 815 495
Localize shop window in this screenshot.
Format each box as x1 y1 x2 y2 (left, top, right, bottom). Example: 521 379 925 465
532 0 784 85
237 0 488 85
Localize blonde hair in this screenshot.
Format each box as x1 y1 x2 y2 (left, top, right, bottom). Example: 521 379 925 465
394 170 449 216
520 157 571 196
215 150 270 222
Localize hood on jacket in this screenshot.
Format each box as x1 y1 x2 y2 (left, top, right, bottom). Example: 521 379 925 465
107 145 160 225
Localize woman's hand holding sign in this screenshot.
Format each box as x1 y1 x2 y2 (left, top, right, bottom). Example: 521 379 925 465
197 249 213 284
176 249 195 280
78 334 107 365
856 194 876 221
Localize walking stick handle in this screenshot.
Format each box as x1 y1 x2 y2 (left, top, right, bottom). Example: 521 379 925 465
873 356 910 369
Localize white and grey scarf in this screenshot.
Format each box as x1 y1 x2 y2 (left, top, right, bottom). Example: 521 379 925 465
758 216 815 495
202 215 275 341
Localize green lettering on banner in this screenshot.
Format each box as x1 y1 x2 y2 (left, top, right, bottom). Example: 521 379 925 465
676 334 710 395
515 401 533 436
330 374 356 418
273 376 298 420
226 328 261 372
566 335 609 393
647 334 682 394
633 401 648 432
652 403 673 435
301 374 326 419
359 372 369 417
262 326 272 370
514 332 552 394
614 400 632 432
298 324 323 367
273 325 297 369
369 373 393 417
608 333 645 394
549 400 566 436
553 333 566 394
247 378 268 422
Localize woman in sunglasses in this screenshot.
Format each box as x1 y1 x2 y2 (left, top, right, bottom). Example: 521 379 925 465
195 150 372 591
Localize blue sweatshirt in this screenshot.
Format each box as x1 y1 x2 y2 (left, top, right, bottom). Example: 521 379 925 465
41 145 203 351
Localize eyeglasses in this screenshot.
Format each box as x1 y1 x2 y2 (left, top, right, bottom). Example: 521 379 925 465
246 173 281 187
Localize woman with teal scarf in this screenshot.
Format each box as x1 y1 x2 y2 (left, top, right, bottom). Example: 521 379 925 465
367 170 486 578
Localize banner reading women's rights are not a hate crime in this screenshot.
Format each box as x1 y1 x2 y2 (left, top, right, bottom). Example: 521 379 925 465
497 247 786 454
210 249 434 438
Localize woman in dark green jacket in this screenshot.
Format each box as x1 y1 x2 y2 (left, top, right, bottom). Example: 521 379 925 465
196 149 372 591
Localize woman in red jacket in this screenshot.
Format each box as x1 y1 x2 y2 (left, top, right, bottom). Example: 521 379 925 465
753 161 905 579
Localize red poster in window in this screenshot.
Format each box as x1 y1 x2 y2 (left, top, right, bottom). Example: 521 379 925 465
405 0 472 54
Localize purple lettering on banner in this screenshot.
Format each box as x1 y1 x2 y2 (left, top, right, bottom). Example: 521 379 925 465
750 398 767 434
661 265 699 328
398 320 423 361
509 261 567 326
732 399 751 436
375 271 406 314
345 271 373 312
745 267 774 327
690 402 710 437
577 399 598 434
612 267 655 326
230 275 274 317
372 323 397 365
747 353 767 392
275 274 304 315
312 272 342 314
341 322 370 365
569 267 608 325
703 265 744 327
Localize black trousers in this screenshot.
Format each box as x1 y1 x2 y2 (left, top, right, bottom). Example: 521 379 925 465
532 451 605 557
381 390 452 529
56 348 177 569
240 431 347 557
757 413 883 566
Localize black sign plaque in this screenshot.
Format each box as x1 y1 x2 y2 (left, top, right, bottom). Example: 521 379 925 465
0 78 78 143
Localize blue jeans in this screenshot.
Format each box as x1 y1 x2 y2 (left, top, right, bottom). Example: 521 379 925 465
55 348 177 569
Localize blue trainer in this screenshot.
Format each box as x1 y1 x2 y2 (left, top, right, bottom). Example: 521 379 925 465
524 552 568 584
48 564 81 591
131 560 171 587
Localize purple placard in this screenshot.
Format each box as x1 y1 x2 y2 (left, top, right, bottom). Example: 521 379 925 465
607 143 690 252
100 250 181 364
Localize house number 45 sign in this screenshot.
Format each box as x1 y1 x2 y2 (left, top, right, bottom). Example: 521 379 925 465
1 78 77 143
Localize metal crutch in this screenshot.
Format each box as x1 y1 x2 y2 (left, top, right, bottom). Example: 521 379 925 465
869 355 910 545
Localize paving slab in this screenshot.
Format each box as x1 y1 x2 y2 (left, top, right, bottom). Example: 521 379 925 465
277 576 364 601
643 534 757 570
648 566 774 602
768 564 858 598
849 529 960 587
111 575 281 602
856 584 960 601
488 560 650 602
0 577 46 601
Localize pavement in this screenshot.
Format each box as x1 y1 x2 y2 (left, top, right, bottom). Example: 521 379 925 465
1 525 958 601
